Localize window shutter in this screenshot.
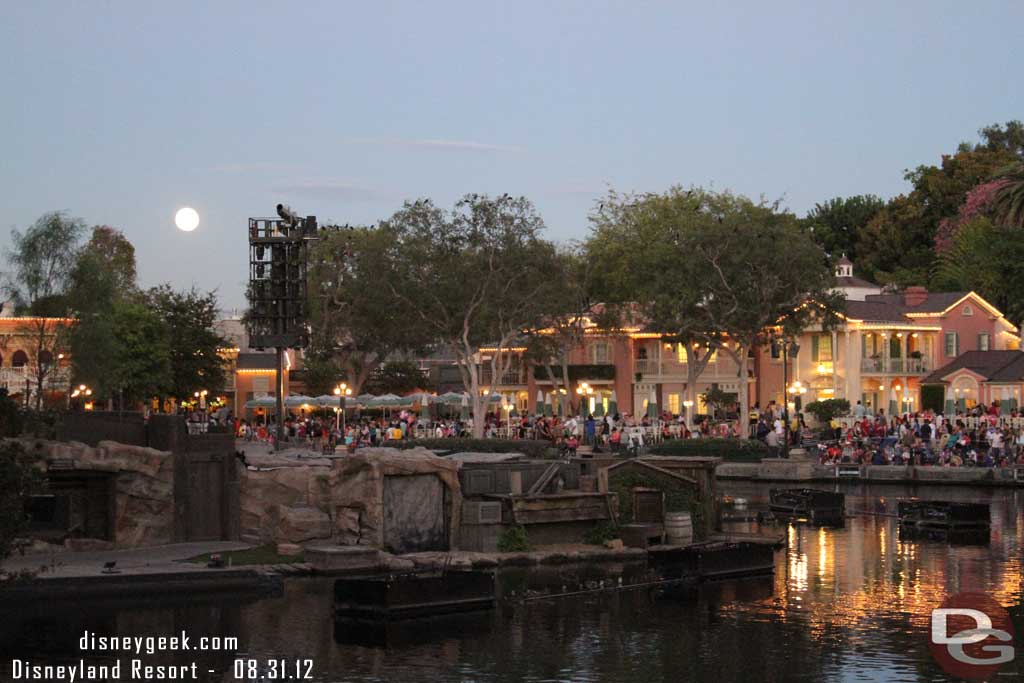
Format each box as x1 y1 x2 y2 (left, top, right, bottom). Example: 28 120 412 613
811 335 819 362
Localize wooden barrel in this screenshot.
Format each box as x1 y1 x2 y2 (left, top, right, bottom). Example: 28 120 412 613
579 475 597 493
664 511 693 545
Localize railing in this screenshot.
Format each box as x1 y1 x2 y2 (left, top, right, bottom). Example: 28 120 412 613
860 358 932 374
0 366 71 389
480 369 527 386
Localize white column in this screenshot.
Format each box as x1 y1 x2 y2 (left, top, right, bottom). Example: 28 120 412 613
831 330 839 398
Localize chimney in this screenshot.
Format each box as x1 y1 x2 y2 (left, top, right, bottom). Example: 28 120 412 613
904 286 928 307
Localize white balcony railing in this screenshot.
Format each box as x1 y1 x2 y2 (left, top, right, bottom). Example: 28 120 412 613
860 357 932 374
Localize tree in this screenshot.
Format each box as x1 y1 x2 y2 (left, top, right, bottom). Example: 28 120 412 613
588 188 750 419
363 360 428 395
5 211 85 307
992 163 1024 229
146 286 226 403
306 226 432 395
0 440 41 567
802 195 885 263
4 212 86 410
523 247 603 417
66 226 138 313
71 300 172 407
375 194 563 437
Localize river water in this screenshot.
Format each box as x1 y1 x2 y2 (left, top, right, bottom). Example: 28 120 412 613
2 482 1022 683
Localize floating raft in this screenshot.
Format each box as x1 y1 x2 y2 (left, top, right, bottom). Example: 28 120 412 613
769 488 845 522
334 570 496 619
897 501 990 531
649 541 776 580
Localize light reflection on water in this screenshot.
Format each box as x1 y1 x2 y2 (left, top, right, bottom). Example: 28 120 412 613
0 483 1021 683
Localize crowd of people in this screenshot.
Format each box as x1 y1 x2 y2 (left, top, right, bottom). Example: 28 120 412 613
227 398 1024 469
750 399 1024 468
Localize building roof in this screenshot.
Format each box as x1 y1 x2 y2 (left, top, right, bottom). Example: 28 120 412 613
836 254 853 267
845 300 909 323
921 350 1024 384
863 291 969 315
835 275 879 289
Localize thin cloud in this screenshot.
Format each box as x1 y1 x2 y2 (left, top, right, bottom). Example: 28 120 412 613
272 178 395 202
210 162 305 173
342 137 524 154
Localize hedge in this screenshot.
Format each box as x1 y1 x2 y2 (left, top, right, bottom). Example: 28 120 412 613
397 438 556 459
648 438 769 462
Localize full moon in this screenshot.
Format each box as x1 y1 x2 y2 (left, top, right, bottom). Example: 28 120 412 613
174 207 200 232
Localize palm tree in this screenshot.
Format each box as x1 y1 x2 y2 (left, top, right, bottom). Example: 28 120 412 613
993 163 1024 228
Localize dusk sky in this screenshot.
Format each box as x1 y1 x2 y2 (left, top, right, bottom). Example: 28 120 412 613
2 1 1021 310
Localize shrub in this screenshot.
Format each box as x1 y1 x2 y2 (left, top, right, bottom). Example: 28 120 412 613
648 438 769 462
804 399 850 423
398 438 556 459
497 525 530 552
582 520 618 545
0 441 43 565
606 470 704 538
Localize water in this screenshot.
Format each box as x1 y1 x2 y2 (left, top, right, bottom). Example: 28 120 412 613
2 483 1022 683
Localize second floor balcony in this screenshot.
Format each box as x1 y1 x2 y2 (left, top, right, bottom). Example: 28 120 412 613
860 356 932 375
481 367 528 386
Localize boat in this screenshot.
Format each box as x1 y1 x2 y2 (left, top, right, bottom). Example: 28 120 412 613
769 488 845 523
897 501 990 532
334 569 496 619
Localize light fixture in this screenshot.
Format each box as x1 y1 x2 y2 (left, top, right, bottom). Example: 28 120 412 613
894 384 901 391
817 363 827 374
911 333 918 338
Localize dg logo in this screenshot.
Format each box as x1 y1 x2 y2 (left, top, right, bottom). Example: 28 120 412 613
929 592 1016 680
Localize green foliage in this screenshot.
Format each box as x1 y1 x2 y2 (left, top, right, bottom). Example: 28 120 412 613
0 441 43 564
993 163 1024 229
0 389 23 438
4 211 86 306
932 218 1024 327
496 525 530 553
803 399 850 423
699 386 737 418
803 195 886 262
582 520 619 546
648 438 769 462
921 385 945 414
606 469 703 537
364 360 428 395
66 226 137 314
399 438 556 459
146 285 227 400
307 227 435 394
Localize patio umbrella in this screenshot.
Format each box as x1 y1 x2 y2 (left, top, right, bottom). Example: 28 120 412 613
593 399 605 418
284 395 315 408
888 388 898 417
418 395 432 422
544 392 553 417
1000 388 1011 415
608 390 618 416
460 394 470 421
315 394 341 407
944 387 954 416
244 396 277 409
647 390 658 419
536 390 544 416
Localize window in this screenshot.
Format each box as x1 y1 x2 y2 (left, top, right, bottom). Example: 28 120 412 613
962 305 973 316
676 344 687 363
978 333 990 351
589 342 611 364
944 332 959 357
770 340 781 360
11 350 28 368
811 335 833 362
668 394 680 415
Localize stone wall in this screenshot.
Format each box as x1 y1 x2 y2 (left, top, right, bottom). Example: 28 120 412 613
20 438 176 548
238 447 463 551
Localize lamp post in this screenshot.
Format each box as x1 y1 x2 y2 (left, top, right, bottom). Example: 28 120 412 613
775 336 800 458
70 384 93 411
682 399 694 431
334 383 351 431
575 382 594 416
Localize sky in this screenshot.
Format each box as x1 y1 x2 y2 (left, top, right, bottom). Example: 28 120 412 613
2 1 1022 311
